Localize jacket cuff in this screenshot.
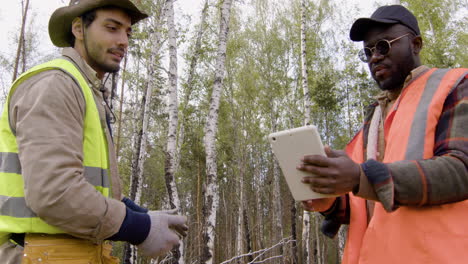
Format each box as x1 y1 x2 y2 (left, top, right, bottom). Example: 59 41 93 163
353 166 378 200
320 195 350 238
122 197 148 213
95 198 126 243
107 207 151 245
360 159 396 212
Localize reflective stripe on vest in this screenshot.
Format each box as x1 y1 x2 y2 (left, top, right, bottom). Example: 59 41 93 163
0 59 110 245
343 68 468 264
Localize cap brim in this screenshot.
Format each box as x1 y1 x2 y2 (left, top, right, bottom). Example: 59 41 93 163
349 17 398 41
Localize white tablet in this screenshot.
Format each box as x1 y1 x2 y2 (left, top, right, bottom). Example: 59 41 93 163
268 125 337 201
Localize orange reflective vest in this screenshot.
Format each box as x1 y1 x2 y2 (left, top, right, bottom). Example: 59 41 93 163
343 68 468 264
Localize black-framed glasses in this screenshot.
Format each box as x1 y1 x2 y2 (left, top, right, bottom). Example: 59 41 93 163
358 33 411 63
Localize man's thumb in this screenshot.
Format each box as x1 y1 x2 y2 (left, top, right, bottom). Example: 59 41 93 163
324 145 345 158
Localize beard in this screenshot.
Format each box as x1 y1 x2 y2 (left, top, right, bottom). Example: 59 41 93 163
87 49 121 74
376 68 408 91
83 35 123 74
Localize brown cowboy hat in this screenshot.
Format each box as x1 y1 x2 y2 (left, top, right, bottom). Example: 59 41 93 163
49 0 148 47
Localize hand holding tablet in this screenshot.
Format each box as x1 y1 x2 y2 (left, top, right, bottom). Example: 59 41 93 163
268 125 339 201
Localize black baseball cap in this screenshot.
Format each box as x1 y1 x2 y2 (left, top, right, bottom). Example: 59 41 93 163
350 5 420 41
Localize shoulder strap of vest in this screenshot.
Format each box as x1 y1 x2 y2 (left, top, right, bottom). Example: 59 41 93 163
8 59 88 104
6 59 91 135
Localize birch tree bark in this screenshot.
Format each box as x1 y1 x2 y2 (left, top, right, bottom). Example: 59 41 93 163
270 103 284 262
12 0 30 81
338 225 348 261
164 0 185 263
301 0 311 126
300 0 312 263
202 0 233 262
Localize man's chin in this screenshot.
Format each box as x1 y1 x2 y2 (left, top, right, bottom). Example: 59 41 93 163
102 63 120 74
377 79 403 91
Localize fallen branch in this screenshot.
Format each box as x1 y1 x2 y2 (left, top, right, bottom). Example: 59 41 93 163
250 255 283 264
220 236 295 264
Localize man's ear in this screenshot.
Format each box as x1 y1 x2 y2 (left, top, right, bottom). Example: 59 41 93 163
71 17 84 41
412 35 423 55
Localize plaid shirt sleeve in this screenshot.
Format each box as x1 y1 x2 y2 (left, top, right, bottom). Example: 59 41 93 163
360 77 468 212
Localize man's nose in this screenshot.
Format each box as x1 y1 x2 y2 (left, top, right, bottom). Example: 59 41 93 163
117 31 129 49
369 50 384 64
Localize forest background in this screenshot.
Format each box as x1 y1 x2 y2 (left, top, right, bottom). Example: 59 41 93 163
0 0 466 263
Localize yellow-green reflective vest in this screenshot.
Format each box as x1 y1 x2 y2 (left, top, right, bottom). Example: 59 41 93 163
0 59 111 245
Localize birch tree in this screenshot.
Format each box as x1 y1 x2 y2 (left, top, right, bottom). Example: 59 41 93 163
300 0 313 263
202 0 233 262
164 0 186 262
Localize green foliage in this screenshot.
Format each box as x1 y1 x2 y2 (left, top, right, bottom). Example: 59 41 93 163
402 0 468 67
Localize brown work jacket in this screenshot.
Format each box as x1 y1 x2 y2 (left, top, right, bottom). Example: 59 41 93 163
8 48 126 243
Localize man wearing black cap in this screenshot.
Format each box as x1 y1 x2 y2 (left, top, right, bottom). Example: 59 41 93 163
298 5 468 264
0 0 187 263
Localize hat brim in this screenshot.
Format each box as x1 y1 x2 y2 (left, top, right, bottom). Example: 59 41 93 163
49 0 148 47
349 17 398 41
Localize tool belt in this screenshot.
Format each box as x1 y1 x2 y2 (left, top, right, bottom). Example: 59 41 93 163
21 234 119 264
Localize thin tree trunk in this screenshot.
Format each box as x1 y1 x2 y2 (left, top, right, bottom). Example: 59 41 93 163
291 201 298 264
197 158 203 263
235 174 245 262
164 0 184 263
12 0 30 81
300 0 312 262
314 215 322 264
116 56 128 158
338 226 347 262
21 33 27 73
271 107 284 262
201 0 233 263
301 0 311 125
243 206 253 262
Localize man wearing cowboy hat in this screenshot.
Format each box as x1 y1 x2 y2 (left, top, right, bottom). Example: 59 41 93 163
0 0 187 263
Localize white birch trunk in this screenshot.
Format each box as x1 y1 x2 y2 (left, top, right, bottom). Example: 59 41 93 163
202 0 233 263
338 226 347 261
235 173 245 259
272 160 285 261
314 214 322 264
301 0 311 125
271 107 284 260
165 0 185 262
300 0 312 263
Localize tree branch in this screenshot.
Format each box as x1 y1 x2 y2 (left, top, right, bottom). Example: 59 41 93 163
220 237 295 264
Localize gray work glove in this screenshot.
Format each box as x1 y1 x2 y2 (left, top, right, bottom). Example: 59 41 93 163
137 209 188 258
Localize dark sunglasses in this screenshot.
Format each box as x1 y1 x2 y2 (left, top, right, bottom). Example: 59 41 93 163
358 33 411 63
